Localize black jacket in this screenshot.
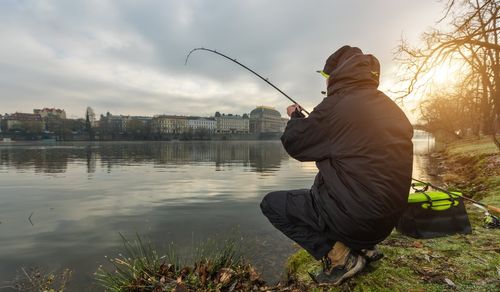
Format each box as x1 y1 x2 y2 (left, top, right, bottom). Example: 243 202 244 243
281 48 413 249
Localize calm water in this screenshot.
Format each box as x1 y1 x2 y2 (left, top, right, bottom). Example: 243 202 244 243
0 138 433 290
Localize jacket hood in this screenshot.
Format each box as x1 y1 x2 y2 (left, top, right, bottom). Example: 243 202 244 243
323 46 380 95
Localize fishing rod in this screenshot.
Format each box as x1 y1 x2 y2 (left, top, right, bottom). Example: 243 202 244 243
412 177 500 214
185 47 310 115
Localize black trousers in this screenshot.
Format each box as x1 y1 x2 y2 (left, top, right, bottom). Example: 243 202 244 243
260 189 335 260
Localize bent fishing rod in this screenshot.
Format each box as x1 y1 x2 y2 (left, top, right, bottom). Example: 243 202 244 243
412 177 500 214
185 47 310 115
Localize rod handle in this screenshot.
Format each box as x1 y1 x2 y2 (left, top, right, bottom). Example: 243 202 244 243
487 205 500 214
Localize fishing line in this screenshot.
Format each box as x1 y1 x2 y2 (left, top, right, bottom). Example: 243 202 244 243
185 47 310 115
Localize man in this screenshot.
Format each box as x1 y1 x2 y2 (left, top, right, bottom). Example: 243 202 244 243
260 45 413 285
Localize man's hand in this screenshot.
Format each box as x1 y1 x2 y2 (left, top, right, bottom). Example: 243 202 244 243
287 104 303 117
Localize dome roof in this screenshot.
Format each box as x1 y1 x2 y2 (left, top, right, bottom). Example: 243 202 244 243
250 106 281 118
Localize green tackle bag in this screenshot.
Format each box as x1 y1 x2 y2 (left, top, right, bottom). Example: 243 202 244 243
396 183 472 238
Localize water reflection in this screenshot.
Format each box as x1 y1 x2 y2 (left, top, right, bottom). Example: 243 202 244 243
412 135 435 181
0 141 290 174
0 141 311 290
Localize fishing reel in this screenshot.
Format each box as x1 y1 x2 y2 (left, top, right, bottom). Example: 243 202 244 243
484 213 500 229
472 203 500 229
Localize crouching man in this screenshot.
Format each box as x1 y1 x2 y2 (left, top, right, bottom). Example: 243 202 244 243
260 45 413 285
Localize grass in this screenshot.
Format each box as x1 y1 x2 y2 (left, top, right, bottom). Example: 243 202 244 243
2 267 72 292
446 136 499 156
286 226 499 291
94 233 175 291
441 137 499 202
285 138 500 291
286 212 500 291
94 233 269 291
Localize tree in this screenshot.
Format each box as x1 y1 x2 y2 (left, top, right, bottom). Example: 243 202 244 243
98 114 111 140
69 118 86 134
0 118 6 133
419 87 481 138
46 115 71 140
85 111 94 141
20 120 43 135
125 118 146 139
194 128 211 140
396 0 499 149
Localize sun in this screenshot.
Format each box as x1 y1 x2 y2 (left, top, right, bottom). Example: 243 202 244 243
423 59 466 87
431 62 450 84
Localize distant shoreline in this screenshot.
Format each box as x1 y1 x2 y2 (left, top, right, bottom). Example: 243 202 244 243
0 132 286 143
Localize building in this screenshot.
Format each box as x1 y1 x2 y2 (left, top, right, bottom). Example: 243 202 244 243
124 116 152 134
152 115 189 134
109 115 128 133
33 108 67 132
99 113 152 134
187 117 216 132
214 112 249 134
249 106 288 134
33 108 66 119
152 115 216 135
98 112 128 134
131 116 153 125
4 112 43 131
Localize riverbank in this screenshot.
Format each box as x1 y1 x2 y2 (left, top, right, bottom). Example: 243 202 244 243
436 137 499 208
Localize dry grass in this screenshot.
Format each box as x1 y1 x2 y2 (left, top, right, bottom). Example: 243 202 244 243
94 234 276 291
447 136 499 156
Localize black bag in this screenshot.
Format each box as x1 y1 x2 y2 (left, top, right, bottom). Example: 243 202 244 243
396 185 472 239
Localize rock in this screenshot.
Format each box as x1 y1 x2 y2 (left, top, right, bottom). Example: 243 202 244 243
444 277 456 288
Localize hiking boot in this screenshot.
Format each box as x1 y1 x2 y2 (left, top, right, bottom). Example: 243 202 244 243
360 247 384 263
313 242 366 285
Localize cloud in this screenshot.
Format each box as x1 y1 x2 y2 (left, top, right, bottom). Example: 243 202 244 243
0 0 445 119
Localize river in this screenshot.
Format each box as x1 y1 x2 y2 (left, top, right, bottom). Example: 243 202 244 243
0 137 434 290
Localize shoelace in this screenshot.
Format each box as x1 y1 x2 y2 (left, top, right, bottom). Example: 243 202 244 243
321 256 332 271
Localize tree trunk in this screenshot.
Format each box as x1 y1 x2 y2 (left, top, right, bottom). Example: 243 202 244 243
492 123 500 151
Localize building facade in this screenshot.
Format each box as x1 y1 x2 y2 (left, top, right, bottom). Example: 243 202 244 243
131 116 153 125
187 117 216 132
152 115 189 134
109 115 128 133
101 114 151 133
4 113 43 131
249 106 288 134
34 108 66 119
98 112 130 134
214 112 249 134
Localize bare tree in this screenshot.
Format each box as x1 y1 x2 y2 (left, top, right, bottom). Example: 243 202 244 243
395 0 499 149
419 86 481 138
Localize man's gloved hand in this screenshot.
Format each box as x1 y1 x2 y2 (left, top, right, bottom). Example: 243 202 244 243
287 104 305 118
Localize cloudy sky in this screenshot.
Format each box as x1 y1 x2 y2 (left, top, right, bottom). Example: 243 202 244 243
0 0 448 119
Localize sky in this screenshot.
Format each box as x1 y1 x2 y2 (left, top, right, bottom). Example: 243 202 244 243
0 0 448 120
